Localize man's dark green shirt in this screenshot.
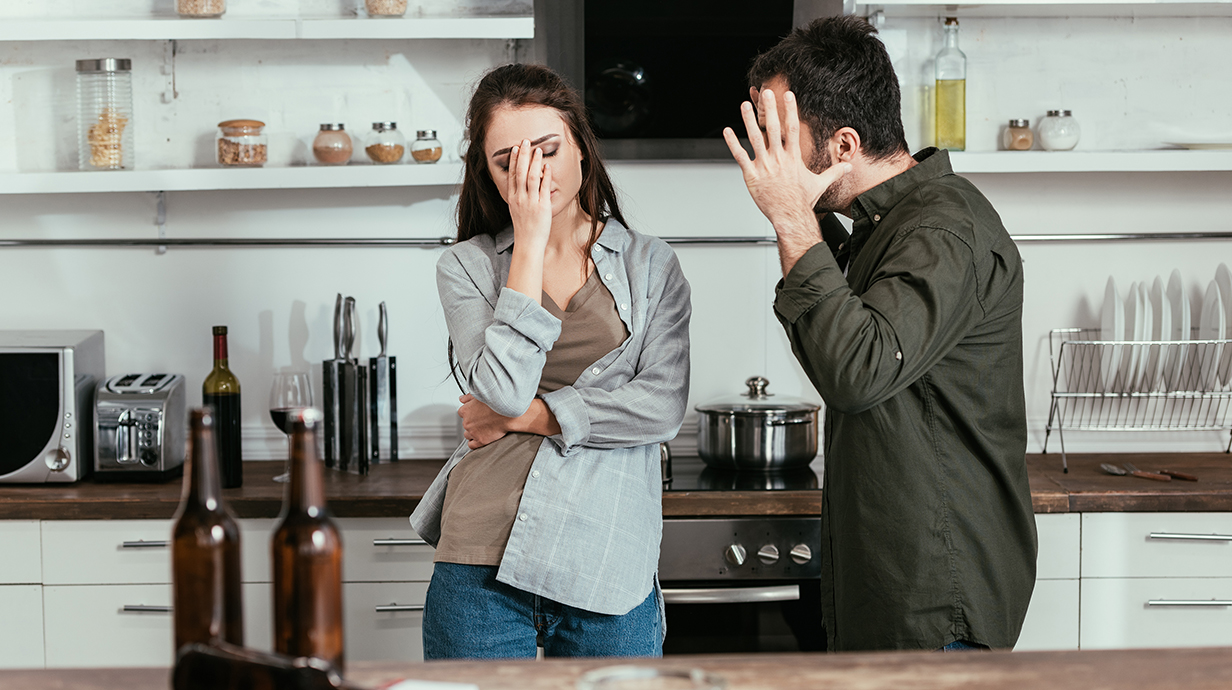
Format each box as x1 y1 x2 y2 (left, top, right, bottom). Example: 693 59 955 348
774 148 1037 651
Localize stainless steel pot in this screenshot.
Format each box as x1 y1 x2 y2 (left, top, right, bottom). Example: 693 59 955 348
695 377 819 471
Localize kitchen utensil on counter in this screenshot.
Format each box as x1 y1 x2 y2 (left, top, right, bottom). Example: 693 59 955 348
695 376 819 472
76 58 133 170
1100 463 1127 476
323 294 343 469
95 373 186 482
1159 469 1199 481
368 302 397 464
1123 462 1172 482
269 372 313 483
340 297 358 472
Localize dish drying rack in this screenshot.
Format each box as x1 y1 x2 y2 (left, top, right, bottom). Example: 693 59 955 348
1043 328 1232 471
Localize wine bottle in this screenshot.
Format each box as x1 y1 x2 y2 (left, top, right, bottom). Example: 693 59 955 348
172 408 244 652
272 408 345 671
203 325 243 488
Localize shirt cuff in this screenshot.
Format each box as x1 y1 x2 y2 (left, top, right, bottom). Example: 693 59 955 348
494 287 562 351
540 386 589 456
774 242 849 324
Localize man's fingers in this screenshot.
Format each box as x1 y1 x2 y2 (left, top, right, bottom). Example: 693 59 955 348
723 127 754 172
783 91 802 157
761 89 782 154
809 160 853 205
739 101 766 160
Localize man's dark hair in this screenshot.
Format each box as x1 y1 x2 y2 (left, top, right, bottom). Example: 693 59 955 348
749 15 909 162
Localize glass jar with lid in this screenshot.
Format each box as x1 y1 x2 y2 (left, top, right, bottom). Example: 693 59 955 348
1038 110 1081 151
410 130 443 164
217 120 268 167
365 122 406 164
177 0 225 17
313 124 353 166
1001 119 1033 151
365 0 407 17
76 58 134 171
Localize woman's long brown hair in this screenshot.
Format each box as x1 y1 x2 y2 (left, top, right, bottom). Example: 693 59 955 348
456 63 627 256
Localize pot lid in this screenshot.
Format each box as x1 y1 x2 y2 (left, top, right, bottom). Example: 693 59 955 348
695 376 820 415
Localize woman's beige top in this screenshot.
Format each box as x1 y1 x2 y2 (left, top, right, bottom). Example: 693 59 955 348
434 269 629 565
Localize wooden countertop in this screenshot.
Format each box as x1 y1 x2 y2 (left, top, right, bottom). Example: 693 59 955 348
0 452 1228 520
6 647 1232 690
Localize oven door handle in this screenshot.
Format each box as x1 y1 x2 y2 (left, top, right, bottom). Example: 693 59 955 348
662 585 800 604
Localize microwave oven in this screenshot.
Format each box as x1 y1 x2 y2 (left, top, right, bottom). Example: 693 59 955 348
0 330 104 483
537 0 841 160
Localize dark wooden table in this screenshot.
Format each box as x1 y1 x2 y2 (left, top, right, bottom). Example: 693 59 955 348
6 647 1232 690
1027 452 1232 512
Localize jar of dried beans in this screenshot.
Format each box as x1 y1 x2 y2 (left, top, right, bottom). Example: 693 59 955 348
76 58 134 171
365 122 406 165
217 120 268 167
365 0 408 17
177 0 225 17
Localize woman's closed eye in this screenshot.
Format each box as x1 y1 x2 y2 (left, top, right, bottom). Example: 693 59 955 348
497 146 559 172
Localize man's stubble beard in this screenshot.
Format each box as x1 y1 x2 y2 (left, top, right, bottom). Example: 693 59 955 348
807 142 849 214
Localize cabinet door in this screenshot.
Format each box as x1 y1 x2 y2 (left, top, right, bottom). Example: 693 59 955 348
335 518 434 583
244 582 272 653
43 584 173 668
0 521 42 584
239 518 277 583
1080 577 1232 649
0 585 44 669
1035 513 1080 580
1082 513 1232 579
345 581 429 663
1014 579 1079 651
42 520 172 585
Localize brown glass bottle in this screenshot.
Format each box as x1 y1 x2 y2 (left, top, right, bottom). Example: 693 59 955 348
272 408 344 671
204 325 243 488
172 408 244 652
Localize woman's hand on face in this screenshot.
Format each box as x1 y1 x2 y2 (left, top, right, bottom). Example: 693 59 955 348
458 394 513 449
506 140 554 249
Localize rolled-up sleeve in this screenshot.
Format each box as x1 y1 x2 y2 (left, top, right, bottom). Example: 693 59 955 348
437 250 561 418
541 250 691 454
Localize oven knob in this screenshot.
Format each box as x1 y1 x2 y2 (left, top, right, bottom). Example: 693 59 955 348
140 449 159 467
790 544 813 564
757 544 780 564
46 447 71 472
724 544 747 567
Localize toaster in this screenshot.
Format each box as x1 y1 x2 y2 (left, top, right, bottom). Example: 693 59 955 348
95 373 187 482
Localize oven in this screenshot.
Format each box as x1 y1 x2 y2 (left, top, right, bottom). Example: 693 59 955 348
659 458 825 654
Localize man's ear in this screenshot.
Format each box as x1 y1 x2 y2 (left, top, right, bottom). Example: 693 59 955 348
749 86 760 105
832 127 861 163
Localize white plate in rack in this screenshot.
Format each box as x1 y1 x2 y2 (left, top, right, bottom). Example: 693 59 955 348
1136 282 1153 392
1100 277 1124 393
1197 280 1225 392
1216 263 1232 389
1165 269 1190 391
1121 281 1144 393
1146 276 1170 393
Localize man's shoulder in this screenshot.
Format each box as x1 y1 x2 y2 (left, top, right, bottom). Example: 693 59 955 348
899 175 1011 251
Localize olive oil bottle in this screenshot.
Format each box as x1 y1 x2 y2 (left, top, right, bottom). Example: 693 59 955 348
934 17 966 151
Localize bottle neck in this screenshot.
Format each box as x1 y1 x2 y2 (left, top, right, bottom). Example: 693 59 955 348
213 333 229 369
943 25 960 49
185 421 224 508
288 423 327 513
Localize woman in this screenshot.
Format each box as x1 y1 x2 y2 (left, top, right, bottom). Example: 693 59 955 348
409 64 692 659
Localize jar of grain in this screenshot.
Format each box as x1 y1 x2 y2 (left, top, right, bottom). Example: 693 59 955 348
410 130 443 164
217 120 268 167
313 124 353 166
366 122 406 165
1001 119 1033 151
178 0 225 18
365 0 408 17
76 58 134 171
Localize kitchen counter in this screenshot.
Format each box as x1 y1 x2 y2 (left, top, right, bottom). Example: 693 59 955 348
6 647 1232 690
0 452 1228 520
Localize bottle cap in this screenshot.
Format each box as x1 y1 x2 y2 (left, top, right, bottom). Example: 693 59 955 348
1009 119 1030 127
1046 110 1073 117
292 408 323 428
76 58 132 73
213 326 228 336
191 408 214 426
320 123 345 131
416 130 438 139
944 17 959 25
373 122 397 131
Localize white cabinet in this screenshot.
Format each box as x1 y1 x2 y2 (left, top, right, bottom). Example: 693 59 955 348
1015 513 1081 651
0 585 45 669
345 582 430 663
43 584 174 668
0 521 42 585
41 520 172 585
1081 512 1232 578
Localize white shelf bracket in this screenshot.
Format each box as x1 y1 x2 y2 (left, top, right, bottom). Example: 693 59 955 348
505 39 525 64
155 191 168 255
161 40 178 104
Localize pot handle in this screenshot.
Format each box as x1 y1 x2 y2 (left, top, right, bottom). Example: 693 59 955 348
767 417 814 426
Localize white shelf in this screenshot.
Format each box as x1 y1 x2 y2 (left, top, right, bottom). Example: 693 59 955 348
0 164 464 194
860 0 1232 16
0 16 534 41
950 150 1232 173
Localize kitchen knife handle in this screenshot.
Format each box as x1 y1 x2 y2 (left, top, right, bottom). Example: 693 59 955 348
343 297 356 361
1159 469 1198 481
332 293 343 360
1129 470 1172 482
378 302 388 358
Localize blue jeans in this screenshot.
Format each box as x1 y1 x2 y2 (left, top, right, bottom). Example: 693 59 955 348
939 639 988 652
422 562 662 659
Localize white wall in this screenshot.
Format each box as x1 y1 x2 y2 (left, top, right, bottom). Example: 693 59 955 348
2 6 1230 461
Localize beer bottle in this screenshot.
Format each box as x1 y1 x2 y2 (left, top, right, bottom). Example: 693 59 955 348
172 408 244 651
272 408 344 671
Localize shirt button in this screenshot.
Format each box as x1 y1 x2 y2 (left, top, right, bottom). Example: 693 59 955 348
895 351 902 361
518 513 528 522
605 273 614 281
620 303 629 311
592 367 601 375
873 214 881 222
531 470 540 479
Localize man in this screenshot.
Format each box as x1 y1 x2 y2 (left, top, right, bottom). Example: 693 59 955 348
723 16 1037 652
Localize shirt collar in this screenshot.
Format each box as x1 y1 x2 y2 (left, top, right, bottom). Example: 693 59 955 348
851 147 952 226
495 217 629 254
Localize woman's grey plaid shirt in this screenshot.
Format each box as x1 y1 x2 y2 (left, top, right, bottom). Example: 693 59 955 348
410 219 692 616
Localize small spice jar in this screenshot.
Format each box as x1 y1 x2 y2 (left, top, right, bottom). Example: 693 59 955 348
365 0 408 16
366 122 406 165
1038 110 1081 151
177 0 225 18
313 124 353 166
217 120 268 167
410 130 443 164
1001 119 1034 151
76 58 134 171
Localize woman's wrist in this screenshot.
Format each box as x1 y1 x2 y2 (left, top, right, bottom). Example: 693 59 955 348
515 398 561 437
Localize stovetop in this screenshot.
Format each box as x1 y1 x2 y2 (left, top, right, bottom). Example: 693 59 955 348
664 456 822 492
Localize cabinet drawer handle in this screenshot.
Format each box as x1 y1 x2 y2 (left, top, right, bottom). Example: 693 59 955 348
1148 533 1232 542
372 539 427 547
374 604 425 613
121 540 169 549
1147 600 1232 607
122 605 172 613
